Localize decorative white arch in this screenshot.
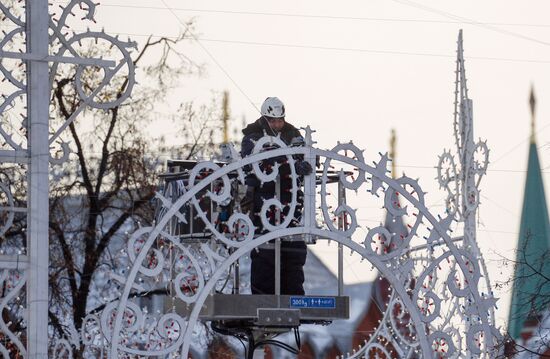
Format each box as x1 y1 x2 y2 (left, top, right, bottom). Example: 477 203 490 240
94 126 501 358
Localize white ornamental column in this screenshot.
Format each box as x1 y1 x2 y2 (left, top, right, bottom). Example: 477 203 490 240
26 0 50 357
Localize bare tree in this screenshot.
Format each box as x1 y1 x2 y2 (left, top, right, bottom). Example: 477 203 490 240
495 231 550 358
42 29 224 356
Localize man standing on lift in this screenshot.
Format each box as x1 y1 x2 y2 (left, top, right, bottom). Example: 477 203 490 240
240 97 313 295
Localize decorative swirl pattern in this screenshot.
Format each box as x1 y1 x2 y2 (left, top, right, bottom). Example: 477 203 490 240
252 135 300 232
0 28 26 89
319 143 364 237
56 31 136 110
0 17 27 153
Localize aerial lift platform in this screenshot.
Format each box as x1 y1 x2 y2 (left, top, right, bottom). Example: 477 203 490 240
158 158 351 357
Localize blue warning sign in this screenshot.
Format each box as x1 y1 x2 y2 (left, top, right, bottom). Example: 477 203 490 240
290 297 336 309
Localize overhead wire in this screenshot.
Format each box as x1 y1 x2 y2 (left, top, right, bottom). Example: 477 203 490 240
4 27 550 64
53 2 550 29
158 0 261 116
480 194 518 218
76 1 550 53
196 38 550 65
491 122 550 165
478 229 518 235
390 0 550 47
38 1 550 65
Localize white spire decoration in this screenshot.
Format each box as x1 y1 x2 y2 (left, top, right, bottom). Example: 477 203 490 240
437 30 489 254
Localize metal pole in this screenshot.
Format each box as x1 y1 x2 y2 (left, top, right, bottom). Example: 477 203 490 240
189 197 194 235
210 182 214 228
274 176 281 296
303 127 316 243
26 0 50 357
233 256 240 294
169 182 177 236
337 181 344 296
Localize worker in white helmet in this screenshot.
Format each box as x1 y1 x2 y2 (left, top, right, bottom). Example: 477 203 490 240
240 97 312 295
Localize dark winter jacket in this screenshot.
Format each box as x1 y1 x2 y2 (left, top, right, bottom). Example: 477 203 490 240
240 117 309 232
241 117 301 156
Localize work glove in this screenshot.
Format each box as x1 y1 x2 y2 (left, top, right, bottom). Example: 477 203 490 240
295 160 313 176
290 136 305 147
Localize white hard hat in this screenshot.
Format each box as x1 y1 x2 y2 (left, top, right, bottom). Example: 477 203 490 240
260 97 285 119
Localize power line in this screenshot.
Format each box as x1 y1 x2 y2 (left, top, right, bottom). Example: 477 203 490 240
4 24 550 64
158 0 261 116
196 38 550 64
480 194 518 218
47 1 550 51
77 1 550 50
60 2 550 29
4 24 547 65
491 122 550 165
478 229 518 235
391 0 550 47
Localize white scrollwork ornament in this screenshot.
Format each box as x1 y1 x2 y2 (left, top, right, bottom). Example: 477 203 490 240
92 128 501 358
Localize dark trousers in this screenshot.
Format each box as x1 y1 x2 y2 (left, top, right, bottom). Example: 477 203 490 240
250 241 307 295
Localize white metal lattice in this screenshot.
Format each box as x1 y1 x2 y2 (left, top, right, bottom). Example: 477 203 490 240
0 0 135 356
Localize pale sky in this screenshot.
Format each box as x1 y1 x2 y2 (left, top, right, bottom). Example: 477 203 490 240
92 0 550 329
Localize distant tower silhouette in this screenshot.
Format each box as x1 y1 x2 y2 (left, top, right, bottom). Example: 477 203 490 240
222 91 230 144
507 85 550 341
